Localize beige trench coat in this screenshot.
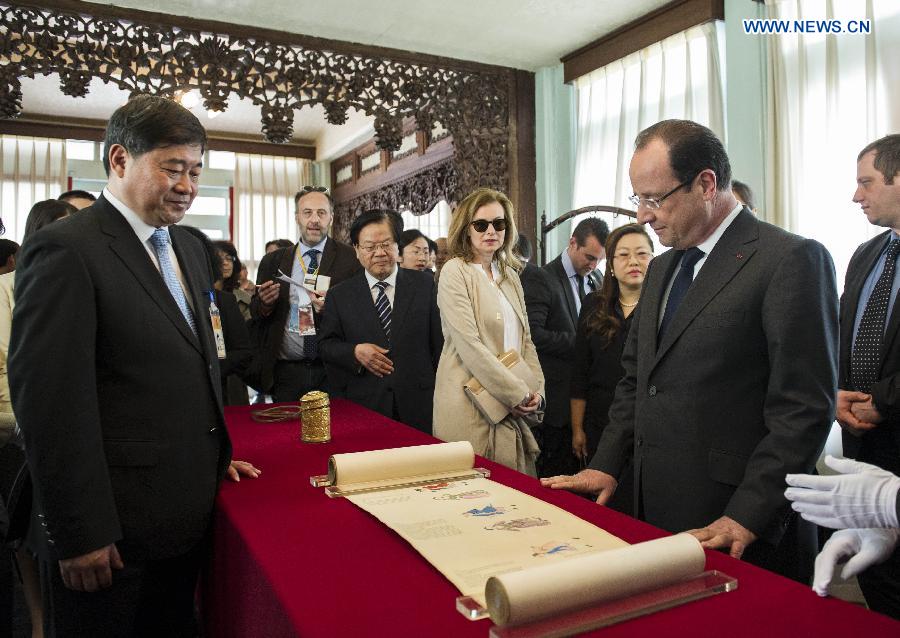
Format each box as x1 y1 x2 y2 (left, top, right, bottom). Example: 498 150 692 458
433 258 544 475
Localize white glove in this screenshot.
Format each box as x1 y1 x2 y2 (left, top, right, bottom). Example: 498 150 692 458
812 528 900 597
784 455 900 529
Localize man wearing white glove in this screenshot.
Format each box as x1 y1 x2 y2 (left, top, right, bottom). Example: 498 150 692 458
826 133 900 617
786 455 900 618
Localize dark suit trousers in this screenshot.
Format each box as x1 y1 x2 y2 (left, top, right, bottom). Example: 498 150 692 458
536 426 581 479
40 542 205 638
272 360 326 403
740 514 816 585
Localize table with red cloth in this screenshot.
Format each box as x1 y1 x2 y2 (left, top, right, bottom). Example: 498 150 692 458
201 401 900 637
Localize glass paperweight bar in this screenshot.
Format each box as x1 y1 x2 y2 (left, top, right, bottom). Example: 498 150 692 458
456 570 737 636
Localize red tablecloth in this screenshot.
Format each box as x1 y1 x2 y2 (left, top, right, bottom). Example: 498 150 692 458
202 401 900 637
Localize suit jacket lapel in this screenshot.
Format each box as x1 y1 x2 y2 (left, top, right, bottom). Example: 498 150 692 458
549 257 578 325
99 199 202 353
498 276 527 336
391 269 416 341
317 237 336 275
352 273 389 347
641 249 679 355
654 210 759 365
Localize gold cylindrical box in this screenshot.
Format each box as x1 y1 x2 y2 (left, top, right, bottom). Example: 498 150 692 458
300 390 331 443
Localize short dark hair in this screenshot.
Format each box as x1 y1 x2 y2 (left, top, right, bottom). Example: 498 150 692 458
58 189 97 203
179 226 223 282
23 200 77 242
398 229 428 255
635 119 732 192
732 180 756 210
516 232 532 261
294 186 334 210
0 238 19 264
349 210 402 245
214 240 243 292
572 217 610 247
426 237 438 254
103 95 207 175
858 135 900 185
265 238 294 251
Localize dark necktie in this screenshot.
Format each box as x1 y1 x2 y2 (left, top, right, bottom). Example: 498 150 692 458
658 247 705 341
374 280 392 344
575 274 586 302
149 229 197 336
851 239 900 393
301 249 321 359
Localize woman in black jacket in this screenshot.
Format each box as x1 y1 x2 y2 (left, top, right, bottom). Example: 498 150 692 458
570 223 653 514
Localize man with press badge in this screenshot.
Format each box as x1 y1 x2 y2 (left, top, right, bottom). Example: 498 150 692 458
252 186 362 402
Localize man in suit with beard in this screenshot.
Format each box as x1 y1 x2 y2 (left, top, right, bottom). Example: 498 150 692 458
9 95 258 636
252 186 362 402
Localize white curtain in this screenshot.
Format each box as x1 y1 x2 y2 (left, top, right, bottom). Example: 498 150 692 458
0 135 67 242
233 153 313 279
401 200 451 240
572 21 726 242
765 0 900 289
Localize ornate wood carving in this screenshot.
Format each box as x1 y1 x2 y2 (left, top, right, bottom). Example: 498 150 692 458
0 1 512 203
332 160 457 241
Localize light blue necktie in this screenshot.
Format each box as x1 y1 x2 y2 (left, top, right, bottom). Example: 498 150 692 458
150 228 197 336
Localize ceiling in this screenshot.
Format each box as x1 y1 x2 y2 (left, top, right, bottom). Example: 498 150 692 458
15 0 669 160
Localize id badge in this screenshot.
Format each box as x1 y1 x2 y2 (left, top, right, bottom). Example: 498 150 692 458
207 293 227 359
303 272 318 291
297 304 317 336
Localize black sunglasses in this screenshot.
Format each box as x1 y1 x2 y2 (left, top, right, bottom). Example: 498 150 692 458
470 218 507 233
298 185 329 195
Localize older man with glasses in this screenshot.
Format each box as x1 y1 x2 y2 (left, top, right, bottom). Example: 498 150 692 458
543 119 839 584
250 186 362 402
318 210 442 433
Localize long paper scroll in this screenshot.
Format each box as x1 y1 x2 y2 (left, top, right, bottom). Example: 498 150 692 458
327 442 627 606
322 442 718 629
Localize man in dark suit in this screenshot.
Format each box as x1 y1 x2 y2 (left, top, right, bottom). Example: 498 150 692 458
526 219 607 478
8 96 258 636
319 211 442 433
252 187 362 402
828 133 900 615
544 119 838 581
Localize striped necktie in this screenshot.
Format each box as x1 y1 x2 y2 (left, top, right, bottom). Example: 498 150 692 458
851 239 900 393
149 229 197 336
374 280 391 344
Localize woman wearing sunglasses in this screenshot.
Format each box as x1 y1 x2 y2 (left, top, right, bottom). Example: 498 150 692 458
433 188 544 476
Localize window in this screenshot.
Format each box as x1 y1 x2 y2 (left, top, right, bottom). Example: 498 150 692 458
400 200 451 241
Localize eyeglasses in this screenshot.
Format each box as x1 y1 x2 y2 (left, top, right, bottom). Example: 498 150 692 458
405 247 430 257
298 185 329 196
358 241 395 254
470 218 507 233
628 174 697 209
